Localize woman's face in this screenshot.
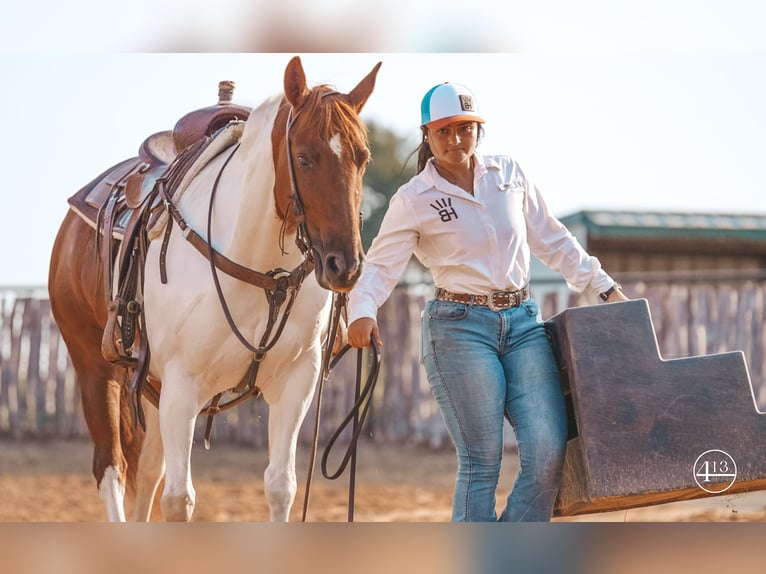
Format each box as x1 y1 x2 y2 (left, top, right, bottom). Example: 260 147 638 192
426 121 478 167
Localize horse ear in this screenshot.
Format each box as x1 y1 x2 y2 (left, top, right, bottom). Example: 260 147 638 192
284 56 309 108
346 61 382 113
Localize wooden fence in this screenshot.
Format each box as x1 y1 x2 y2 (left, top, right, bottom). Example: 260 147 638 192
2 271 765 449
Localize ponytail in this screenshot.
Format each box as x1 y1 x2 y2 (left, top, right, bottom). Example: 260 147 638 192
416 126 432 173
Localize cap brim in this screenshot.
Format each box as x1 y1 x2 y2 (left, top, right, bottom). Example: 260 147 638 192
425 115 486 130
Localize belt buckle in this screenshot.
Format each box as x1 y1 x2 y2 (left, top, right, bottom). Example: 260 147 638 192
487 289 514 311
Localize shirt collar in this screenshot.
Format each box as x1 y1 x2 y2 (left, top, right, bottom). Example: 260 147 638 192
412 152 498 196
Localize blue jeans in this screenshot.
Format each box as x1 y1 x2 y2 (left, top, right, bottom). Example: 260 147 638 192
421 298 567 522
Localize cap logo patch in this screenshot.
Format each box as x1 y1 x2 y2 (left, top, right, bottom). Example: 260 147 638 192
459 95 475 112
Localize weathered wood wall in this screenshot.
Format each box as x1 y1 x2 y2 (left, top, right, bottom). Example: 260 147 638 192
0 292 87 440
2 271 764 448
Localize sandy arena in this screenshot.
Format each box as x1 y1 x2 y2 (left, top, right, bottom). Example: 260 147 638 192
2 438 766 522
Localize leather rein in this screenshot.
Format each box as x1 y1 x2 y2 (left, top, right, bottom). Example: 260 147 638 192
302 332 381 522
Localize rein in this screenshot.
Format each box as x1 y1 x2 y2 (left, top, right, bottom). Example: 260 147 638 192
301 294 382 522
199 139 309 446
153 94 343 448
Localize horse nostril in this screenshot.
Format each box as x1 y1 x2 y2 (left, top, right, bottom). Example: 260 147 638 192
326 254 345 277
325 253 361 281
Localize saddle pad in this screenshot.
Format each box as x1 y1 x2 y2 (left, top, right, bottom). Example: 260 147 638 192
147 120 245 240
172 120 245 199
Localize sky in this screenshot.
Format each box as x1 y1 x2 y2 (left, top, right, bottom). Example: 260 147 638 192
2 3 766 286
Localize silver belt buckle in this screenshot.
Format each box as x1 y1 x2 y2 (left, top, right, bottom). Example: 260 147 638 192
487 289 513 311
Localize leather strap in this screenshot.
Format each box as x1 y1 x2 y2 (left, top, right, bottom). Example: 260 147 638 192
434 286 530 310
156 140 315 291
599 282 621 302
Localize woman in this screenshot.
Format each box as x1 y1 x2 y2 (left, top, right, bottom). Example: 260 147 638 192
347 82 629 521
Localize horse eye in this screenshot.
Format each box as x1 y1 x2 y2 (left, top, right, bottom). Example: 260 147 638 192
296 154 310 168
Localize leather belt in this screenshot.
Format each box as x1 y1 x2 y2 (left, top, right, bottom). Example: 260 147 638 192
434 286 530 311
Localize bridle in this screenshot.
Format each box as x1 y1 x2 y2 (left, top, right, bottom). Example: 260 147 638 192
197 93 346 444
284 102 315 260
202 96 323 359
282 90 365 259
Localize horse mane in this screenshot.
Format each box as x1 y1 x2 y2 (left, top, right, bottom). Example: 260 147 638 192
299 85 370 157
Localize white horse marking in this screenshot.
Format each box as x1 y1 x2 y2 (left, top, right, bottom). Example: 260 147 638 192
99 465 126 522
329 133 343 159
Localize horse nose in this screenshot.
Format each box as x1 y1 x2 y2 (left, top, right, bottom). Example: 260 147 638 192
325 251 362 284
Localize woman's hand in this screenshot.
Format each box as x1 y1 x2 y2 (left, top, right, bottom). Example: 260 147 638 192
347 317 383 348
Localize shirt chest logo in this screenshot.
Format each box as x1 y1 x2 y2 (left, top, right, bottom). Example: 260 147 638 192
430 197 459 222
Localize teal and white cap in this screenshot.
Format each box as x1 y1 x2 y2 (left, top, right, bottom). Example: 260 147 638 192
420 82 486 129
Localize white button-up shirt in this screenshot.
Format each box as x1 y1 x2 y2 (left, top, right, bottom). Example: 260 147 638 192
348 153 614 323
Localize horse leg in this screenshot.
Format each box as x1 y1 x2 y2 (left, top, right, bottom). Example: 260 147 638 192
158 367 199 522
132 397 165 521
262 353 321 522
64 330 131 521
50 211 143 521
74 365 129 521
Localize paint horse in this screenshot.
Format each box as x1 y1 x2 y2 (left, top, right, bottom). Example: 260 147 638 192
48 56 381 521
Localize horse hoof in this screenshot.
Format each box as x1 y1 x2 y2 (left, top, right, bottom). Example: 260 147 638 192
161 493 195 522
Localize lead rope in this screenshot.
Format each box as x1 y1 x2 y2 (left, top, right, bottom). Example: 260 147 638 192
301 292 345 521
323 340 380 521
301 295 381 522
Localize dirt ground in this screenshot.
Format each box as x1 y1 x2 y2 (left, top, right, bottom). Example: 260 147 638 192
2 438 766 522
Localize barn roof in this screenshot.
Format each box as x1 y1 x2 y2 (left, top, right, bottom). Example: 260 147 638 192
559 210 766 242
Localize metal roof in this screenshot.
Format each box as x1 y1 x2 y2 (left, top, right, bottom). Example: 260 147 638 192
559 210 766 241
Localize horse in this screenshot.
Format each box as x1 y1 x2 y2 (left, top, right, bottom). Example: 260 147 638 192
48 56 381 521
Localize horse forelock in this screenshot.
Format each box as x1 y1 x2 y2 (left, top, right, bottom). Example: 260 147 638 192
297 85 369 155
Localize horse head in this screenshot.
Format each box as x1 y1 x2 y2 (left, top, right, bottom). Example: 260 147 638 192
273 56 381 292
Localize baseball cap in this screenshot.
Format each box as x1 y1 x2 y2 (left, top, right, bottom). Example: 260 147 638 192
420 82 486 129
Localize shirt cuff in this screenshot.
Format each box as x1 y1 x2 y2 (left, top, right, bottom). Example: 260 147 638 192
590 274 616 295
348 294 379 324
